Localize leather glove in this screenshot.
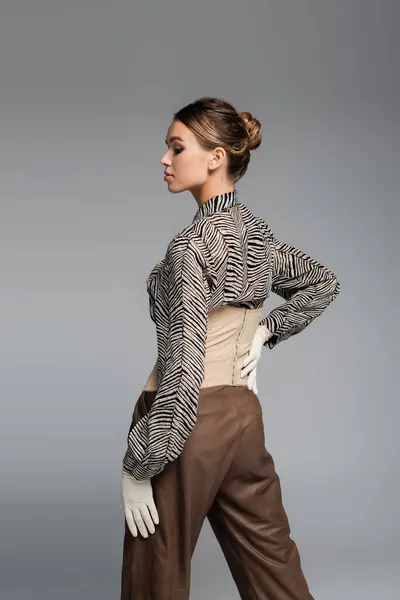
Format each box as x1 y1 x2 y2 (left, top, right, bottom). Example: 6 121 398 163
120 470 159 538
240 325 274 393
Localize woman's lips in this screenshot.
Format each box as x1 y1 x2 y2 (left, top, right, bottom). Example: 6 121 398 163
164 175 174 181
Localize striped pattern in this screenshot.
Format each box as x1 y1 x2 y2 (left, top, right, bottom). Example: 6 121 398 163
122 189 340 479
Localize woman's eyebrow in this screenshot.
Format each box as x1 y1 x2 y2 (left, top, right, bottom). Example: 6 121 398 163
165 136 185 145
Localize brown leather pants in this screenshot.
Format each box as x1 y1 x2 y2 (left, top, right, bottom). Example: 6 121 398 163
120 385 314 600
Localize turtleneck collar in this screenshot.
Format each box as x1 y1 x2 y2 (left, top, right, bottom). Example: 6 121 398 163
192 189 239 223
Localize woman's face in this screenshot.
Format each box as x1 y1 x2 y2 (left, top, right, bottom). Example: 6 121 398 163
160 120 222 193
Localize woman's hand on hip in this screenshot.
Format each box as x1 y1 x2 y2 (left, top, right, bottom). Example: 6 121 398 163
240 325 273 394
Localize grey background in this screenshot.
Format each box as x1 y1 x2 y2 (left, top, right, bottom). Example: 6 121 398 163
0 1 399 599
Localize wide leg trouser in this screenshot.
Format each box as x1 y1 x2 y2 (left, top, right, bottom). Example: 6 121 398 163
120 385 314 600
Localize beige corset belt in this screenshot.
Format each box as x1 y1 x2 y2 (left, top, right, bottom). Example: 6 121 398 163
143 305 264 391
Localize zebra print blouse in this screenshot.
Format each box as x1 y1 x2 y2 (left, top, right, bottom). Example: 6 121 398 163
122 189 340 479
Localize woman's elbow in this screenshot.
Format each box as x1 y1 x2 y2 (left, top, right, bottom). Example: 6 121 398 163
327 272 340 302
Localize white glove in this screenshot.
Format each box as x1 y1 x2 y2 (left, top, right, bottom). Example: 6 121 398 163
240 325 274 393
120 470 159 538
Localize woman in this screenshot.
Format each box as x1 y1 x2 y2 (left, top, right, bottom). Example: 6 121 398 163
120 97 340 600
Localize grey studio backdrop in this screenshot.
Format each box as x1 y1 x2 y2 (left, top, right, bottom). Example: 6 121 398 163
0 2 398 599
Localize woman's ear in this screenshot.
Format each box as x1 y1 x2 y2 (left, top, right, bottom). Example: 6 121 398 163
208 147 226 171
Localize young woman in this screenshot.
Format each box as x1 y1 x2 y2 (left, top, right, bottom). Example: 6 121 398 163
119 97 340 600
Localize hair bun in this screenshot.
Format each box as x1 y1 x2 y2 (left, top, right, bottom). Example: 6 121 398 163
239 111 262 151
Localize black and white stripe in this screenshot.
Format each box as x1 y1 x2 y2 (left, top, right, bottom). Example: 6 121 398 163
122 189 340 479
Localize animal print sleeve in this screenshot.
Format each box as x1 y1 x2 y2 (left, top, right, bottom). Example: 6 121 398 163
259 219 340 349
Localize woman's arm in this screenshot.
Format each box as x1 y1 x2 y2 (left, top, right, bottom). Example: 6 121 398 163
123 236 210 479
258 218 340 349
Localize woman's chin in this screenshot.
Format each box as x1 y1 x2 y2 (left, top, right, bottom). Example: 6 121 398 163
166 181 184 193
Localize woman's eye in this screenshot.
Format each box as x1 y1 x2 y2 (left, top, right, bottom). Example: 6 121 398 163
173 148 183 155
